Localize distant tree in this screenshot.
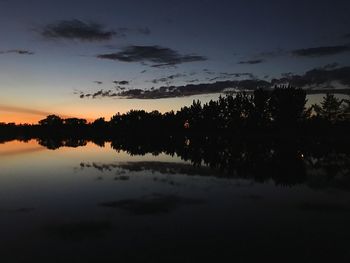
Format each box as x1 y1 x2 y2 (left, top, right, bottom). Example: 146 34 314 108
64 118 87 126
249 89 271 127
269 86 307 126
202 100 219 130
343 96 350 120
110 113 122 127
92 117 107 128
313 93 344 122
190 100 203 124
181 100 202 130
38 115 63 127
222 93 252 129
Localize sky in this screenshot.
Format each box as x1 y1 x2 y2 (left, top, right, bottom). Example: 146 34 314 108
0 0 350 123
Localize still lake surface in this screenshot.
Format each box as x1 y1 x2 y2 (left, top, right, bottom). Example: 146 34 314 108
1 139 350 262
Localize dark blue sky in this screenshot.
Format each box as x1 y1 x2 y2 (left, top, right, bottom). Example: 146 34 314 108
0 0 349 122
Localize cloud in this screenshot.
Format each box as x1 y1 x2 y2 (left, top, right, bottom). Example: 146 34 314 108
281 72 294 78
41 19 116 41
114 86 126 91
220 72 256 78
113 80 129 85
320 63 339 70
250 45 350 61
207 72 256 82
97 45 206 66
114 79 270 99
272 66 350 87
207 77 223 81
0 104 77 122
203 69 215 75
78 89 118 99
0 49 34 55
186 79 199 83
292 45 350 57
150 73 186 84
252 48 287 60
115 27 151 36
0 104 79 122
0 104 52 116
77 66 350 100
238 59 264 65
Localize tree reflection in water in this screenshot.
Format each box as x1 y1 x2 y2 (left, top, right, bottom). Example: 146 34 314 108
29 135 348 189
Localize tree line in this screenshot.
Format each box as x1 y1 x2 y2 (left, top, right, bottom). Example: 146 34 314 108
1 86 350 139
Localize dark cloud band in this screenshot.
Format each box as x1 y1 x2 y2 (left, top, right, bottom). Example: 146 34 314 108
238 59 264 65
77 66 350 100
292 45 350 57
97 45 206 66
41 19 116 41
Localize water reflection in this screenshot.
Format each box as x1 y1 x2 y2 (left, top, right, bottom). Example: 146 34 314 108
1 139 350 262
63 135 350 190
99 193 205 215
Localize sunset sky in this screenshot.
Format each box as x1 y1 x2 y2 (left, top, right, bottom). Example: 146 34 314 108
0 0 350 123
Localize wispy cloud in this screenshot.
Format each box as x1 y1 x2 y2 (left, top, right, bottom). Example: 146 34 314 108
238 59 264 65
219 72 256 79
247 45 350 62
251 48 286 60
150 73 187 84
113 27 151 36
113 80 130 85
291 45 350 57
320 63 339 70
0 49 34 55
0 104 52 116
0 104 74 119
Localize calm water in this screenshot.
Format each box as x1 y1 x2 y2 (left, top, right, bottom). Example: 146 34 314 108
1 140 350 262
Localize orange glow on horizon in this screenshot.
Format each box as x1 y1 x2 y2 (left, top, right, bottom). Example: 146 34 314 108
0 93 223 124
0 112 42 124
0 111 95 124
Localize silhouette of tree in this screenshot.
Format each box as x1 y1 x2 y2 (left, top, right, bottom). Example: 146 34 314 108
187 100 203 130
342 96 350 120
216 93 252 130
39 115 63 127
202 100 219 131
110 113 122 127
64 118 87 127
249 89 271 127
92 117 107 128
269 86 307 126
313 93 344 122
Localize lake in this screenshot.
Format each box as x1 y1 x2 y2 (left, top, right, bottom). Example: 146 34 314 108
1 139 350 262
